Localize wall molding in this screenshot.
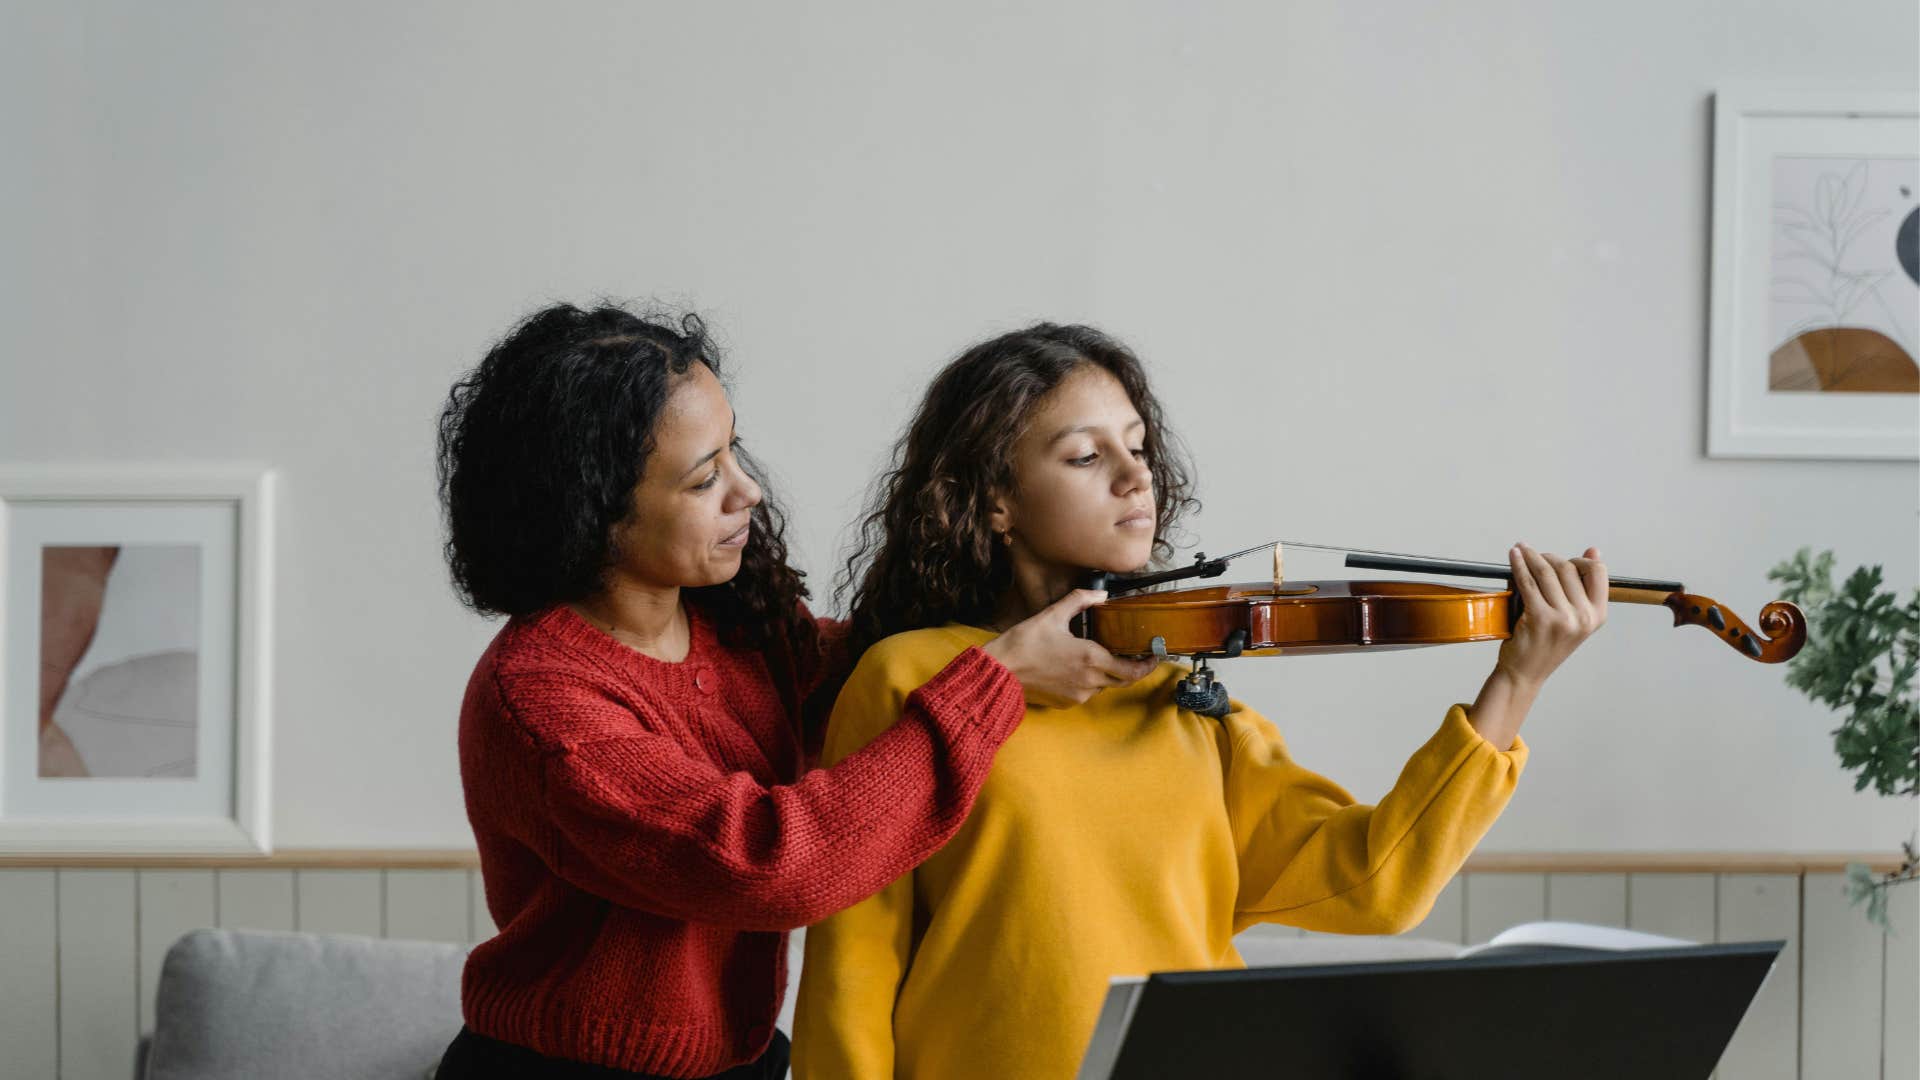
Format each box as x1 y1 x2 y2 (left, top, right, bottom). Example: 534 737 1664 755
0 848 1906 872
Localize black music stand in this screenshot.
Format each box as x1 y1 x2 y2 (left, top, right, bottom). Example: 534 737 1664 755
1075 940 1785 1080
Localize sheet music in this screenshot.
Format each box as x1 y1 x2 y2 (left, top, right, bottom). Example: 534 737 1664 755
1457 920 1695 958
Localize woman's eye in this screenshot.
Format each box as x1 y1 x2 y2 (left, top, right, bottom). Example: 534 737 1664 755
1068 453 1098 466
1129 447 1147 459
692 439 741 492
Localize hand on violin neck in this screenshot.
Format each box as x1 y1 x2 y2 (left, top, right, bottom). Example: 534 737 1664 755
1464 543 1609 749
1494 542 1610 688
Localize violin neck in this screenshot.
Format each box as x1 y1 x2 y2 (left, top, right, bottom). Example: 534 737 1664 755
1609 586 1679 606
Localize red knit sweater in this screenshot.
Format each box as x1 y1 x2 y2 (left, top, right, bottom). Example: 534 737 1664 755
456 603 1022 1077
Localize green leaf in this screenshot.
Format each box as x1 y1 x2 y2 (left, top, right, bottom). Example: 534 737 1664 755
1845 862 1893 932
1770 550 1920 919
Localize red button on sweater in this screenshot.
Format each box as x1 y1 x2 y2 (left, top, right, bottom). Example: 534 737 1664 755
457 603 1022 1077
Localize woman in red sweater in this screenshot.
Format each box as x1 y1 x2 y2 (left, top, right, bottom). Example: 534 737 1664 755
431 304 1152 1079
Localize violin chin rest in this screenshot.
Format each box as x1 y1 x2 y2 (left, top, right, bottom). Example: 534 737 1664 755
1174 678 1232 718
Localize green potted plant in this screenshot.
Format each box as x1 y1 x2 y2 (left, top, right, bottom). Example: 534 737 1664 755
1768 548 1919 929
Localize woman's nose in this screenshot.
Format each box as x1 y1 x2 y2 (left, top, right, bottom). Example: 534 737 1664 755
730 470 763 512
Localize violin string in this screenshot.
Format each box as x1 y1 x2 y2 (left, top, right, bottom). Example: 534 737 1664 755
1214 540 1483 566
1216 539 1664 590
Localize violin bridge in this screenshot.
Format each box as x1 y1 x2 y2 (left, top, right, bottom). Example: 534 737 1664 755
1272 542 1284 588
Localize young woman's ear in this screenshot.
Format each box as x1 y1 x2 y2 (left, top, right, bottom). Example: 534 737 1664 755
987 491 1013 545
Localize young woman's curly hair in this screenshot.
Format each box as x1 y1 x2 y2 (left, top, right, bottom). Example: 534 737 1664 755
437 303 813 658
836 322 1198 666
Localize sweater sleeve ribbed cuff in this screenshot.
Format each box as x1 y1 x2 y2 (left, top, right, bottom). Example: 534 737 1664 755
903 646 1023 746
1444 702 1529 773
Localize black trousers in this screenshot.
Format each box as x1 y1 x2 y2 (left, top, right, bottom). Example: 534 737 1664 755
436 1027 790 1080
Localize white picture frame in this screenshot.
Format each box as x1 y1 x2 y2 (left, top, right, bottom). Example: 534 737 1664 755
1707 85 1920 459
0 465 274 853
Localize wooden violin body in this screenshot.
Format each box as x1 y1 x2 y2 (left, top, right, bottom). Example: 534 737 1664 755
1083 578 1807 664
1084 579 1510 658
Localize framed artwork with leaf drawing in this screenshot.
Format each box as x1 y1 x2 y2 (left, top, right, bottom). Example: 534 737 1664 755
1708 86 1919 459
0 466 274 853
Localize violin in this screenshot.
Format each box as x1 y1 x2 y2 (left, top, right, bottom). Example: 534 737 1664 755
1076 541 1808 715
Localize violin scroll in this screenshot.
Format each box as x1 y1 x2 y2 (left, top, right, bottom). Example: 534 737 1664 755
1662 593 1807 663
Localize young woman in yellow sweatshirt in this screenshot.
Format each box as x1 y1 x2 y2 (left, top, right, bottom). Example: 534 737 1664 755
791 323 1609 1080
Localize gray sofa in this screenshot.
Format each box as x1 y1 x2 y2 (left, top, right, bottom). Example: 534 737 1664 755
142 928 468 1080
139 926 1457 1078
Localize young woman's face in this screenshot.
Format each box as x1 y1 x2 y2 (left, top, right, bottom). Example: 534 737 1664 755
610 362 762 590
994 365 1158 575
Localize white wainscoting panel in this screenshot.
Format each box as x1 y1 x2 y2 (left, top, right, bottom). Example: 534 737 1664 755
1880 878 1917 1080
1546 872 1627 926
294 868 382 938
215 868 294 930
1464 872 1546 944
57 870 139 1080
385 869 470 944
1716 874 1800 1080
0 861 1910 1079
136 870 216 1033
1629 872 1717 942
0 869 60 1079
1801 872 1885 1080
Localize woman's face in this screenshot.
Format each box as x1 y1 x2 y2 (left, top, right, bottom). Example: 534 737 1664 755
993 365 1158 576
609 362 762 590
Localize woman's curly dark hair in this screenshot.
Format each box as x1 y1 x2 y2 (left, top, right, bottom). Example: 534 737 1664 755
835 322 1198 665
437 302 812 658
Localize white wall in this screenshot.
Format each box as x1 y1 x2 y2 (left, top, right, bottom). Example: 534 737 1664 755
2 0 1914 850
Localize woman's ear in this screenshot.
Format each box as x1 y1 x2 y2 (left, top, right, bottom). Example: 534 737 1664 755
987 490 1013 543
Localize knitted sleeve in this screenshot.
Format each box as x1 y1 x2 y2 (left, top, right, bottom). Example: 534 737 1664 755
528 646 1022 930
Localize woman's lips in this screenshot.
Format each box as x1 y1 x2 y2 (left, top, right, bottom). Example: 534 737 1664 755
1116 508 1155 529
719 523 751 548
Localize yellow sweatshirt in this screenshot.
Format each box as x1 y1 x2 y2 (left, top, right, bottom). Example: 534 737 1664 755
791 624 1528 1080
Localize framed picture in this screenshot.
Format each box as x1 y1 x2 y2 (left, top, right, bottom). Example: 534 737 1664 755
0 466 274 853
1708 86 1920 459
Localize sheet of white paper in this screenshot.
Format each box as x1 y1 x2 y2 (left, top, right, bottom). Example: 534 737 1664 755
1459 920 1695 957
